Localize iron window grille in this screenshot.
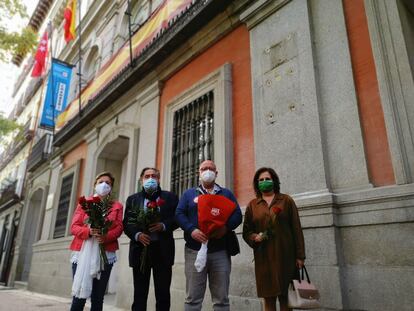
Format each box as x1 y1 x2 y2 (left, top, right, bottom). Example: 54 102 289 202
170 90 214 196
53 173 74 238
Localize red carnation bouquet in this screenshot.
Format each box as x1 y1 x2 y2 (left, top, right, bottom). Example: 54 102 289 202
127 197 165 273
78 195 113 265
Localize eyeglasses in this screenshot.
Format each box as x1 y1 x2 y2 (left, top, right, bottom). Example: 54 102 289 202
258 177 272 182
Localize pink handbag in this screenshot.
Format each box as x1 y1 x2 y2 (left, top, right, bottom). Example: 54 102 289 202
288 266 321 309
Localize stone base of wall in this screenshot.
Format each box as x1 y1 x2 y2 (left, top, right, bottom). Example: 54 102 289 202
28 237 73 297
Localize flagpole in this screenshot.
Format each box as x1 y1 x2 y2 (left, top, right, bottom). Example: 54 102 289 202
47 21 55 200
78 0 82 117
49 21 55 139
126 0 135 67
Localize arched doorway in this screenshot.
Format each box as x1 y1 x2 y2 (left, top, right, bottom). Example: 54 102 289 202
96 135 130 293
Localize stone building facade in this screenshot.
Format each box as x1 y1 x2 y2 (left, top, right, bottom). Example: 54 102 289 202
0 0 54 286
3 0 413 310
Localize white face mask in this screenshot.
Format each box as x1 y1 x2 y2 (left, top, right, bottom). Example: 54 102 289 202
95 182 111 196
200 170 216 184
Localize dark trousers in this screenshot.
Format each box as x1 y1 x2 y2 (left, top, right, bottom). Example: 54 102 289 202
132 242 172 311
70 263 113 311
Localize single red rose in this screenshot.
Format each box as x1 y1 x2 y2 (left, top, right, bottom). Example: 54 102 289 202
157 198 165 207
272 206 282 215
92 196 101 203
78 196 86 206
147 201 157 209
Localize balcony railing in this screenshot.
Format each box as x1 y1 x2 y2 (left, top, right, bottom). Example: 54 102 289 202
0 180 18 208
22 118 34 140
27 133 53 172
14 78 44 119
0 118 34 170
12 56 34 96
15 96 25 117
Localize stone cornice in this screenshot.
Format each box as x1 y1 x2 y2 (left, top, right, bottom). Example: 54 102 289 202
240 0 291 29
294 184 414 228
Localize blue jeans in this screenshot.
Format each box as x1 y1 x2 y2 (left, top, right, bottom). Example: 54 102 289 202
70 263 113 311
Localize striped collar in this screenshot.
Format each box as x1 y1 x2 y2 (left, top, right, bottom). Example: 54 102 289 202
197 183 221 195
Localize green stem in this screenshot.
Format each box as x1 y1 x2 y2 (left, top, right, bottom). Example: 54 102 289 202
99 244 108 266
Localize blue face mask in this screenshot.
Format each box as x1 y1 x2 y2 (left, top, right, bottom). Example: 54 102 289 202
143 178 158 194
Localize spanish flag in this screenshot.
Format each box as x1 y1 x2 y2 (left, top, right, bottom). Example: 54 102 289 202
64 0 76 43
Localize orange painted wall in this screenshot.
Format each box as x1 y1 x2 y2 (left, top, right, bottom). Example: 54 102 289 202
157 25 255 205
63 141 87 198
343 0 395 186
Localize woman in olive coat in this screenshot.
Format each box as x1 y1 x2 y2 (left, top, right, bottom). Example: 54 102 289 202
243 167 305 311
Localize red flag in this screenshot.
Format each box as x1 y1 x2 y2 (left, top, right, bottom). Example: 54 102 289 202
197 194 236 237
64 0 77 43
31 31 48 77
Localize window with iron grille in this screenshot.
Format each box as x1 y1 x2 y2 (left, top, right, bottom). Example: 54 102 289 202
53 173 74 238
170 91 214 196
163 64 232 194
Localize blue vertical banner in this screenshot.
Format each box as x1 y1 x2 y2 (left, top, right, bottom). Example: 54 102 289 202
39 58 73 129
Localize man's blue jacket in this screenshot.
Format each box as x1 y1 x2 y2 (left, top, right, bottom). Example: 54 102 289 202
175 185 242 252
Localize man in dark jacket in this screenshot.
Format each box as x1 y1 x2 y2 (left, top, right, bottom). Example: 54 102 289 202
123 167 178 311
175 160 242 311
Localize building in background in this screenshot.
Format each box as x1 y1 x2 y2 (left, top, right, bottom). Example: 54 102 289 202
0 0 54 286
0 0 413 310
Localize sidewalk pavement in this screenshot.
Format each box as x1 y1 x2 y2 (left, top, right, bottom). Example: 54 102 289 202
0 286 127 311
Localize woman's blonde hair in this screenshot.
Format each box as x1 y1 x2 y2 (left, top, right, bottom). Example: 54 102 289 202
94 171 115 186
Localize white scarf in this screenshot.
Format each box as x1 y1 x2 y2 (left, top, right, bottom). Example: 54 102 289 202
194 241 208 272
72 237 101 298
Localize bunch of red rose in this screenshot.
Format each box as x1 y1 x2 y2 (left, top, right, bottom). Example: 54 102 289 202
78 195 113 265
143 197 165 227
127 197 165 273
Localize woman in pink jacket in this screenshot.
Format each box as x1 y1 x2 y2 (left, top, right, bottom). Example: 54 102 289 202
69 171 123 311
